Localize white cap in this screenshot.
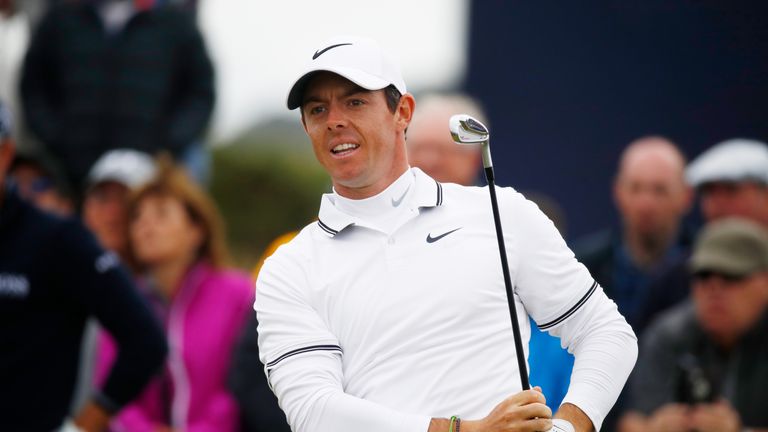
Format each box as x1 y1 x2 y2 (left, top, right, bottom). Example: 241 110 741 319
686 138 768 187
286 35 407 110
87 149 157 190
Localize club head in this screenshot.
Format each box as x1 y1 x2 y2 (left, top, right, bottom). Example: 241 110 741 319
449 114 489 146
449 114 493 170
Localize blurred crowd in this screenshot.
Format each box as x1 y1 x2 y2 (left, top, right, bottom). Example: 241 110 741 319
1 1 768 431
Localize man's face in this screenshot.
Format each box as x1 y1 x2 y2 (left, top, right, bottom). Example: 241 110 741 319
693 271 768 346
700 182 768 226
83 181 130 253
614 146 691 242
301 72 412 199
10 163 73 216
407 112 480 186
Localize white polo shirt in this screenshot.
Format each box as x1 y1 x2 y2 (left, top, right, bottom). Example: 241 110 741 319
256 168 635 432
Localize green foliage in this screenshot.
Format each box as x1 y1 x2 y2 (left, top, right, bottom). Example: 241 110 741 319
210 133 329 269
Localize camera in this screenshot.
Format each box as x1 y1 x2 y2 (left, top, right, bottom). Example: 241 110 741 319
675 353 718 404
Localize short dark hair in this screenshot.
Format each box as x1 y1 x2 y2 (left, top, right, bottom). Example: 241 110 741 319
384 85 402 113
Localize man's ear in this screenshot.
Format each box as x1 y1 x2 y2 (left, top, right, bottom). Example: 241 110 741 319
396 94 416 132
300 110 309 133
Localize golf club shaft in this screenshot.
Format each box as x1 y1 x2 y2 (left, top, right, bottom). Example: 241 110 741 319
485 166 531 391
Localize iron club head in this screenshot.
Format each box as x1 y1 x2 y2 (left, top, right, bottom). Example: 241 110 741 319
449 114 493 169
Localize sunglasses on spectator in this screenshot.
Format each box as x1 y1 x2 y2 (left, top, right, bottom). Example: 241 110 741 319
692 270 749 283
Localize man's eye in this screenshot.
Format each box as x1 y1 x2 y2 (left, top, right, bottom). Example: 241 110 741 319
349 99 364 106
309 106 326 115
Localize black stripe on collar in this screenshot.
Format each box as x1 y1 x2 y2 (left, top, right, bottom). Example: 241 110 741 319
317 219 339 236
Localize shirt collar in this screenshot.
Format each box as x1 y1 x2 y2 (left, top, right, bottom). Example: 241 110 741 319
317 167 443 237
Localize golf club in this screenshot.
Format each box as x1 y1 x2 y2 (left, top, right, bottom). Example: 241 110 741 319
449 114 531 391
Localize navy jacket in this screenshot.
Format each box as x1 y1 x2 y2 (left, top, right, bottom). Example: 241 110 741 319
0 187 167 431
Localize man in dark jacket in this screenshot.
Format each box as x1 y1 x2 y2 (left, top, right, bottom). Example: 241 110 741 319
620 218 768 432
574 136 693 334
20 0 215 192
0 100 167 431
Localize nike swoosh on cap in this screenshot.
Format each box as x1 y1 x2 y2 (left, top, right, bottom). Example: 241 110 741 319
426 227 462 243
313 43 353 60
391 185 411 207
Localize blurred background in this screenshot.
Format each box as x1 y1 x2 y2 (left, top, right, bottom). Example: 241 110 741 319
4 0 768 266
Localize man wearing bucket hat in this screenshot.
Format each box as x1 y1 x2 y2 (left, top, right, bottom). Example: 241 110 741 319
255 35 637 432
621 218 768 431
637 138 768 332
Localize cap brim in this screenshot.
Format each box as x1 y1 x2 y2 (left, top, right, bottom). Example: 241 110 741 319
287 66 393 110
689 250 759 277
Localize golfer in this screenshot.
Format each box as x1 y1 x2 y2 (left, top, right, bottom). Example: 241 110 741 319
255 35 637 432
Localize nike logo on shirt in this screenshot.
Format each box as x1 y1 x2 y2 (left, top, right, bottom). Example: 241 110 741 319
391 185 410 207
313 43 352 60
426 227 462 243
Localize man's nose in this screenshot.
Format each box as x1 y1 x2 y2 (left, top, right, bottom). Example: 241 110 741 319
326 105 347 130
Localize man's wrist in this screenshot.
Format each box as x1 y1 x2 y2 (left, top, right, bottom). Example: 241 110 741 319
551 418 575 432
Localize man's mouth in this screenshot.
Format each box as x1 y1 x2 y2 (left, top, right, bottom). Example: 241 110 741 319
331 143 360 156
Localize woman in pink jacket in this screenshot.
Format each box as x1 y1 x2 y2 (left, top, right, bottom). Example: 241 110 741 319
97 157 254 432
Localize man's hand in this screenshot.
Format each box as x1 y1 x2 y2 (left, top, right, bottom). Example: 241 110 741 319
435 387 552 432
72 400 111 432
646 403 689 432
689 400 741 432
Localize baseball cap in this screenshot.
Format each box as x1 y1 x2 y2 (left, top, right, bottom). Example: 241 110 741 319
690 218 768 278
286 35 407 110
0 100 12 140
686 139 768 187
87 149 156 190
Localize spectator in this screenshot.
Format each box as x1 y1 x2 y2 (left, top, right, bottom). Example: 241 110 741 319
83 149 157 261
0 98 167 431
406 92 484 186
620 218 768 431
641 139 768 332
97 156 253 431
574 136 693 333
9 150 73 216
20 0 215 193
687 139 768 226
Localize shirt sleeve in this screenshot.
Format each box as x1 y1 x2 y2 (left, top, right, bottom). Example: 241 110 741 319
255 243 431 432
504 189 637 430
505 188 596 325
55 219 168 411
